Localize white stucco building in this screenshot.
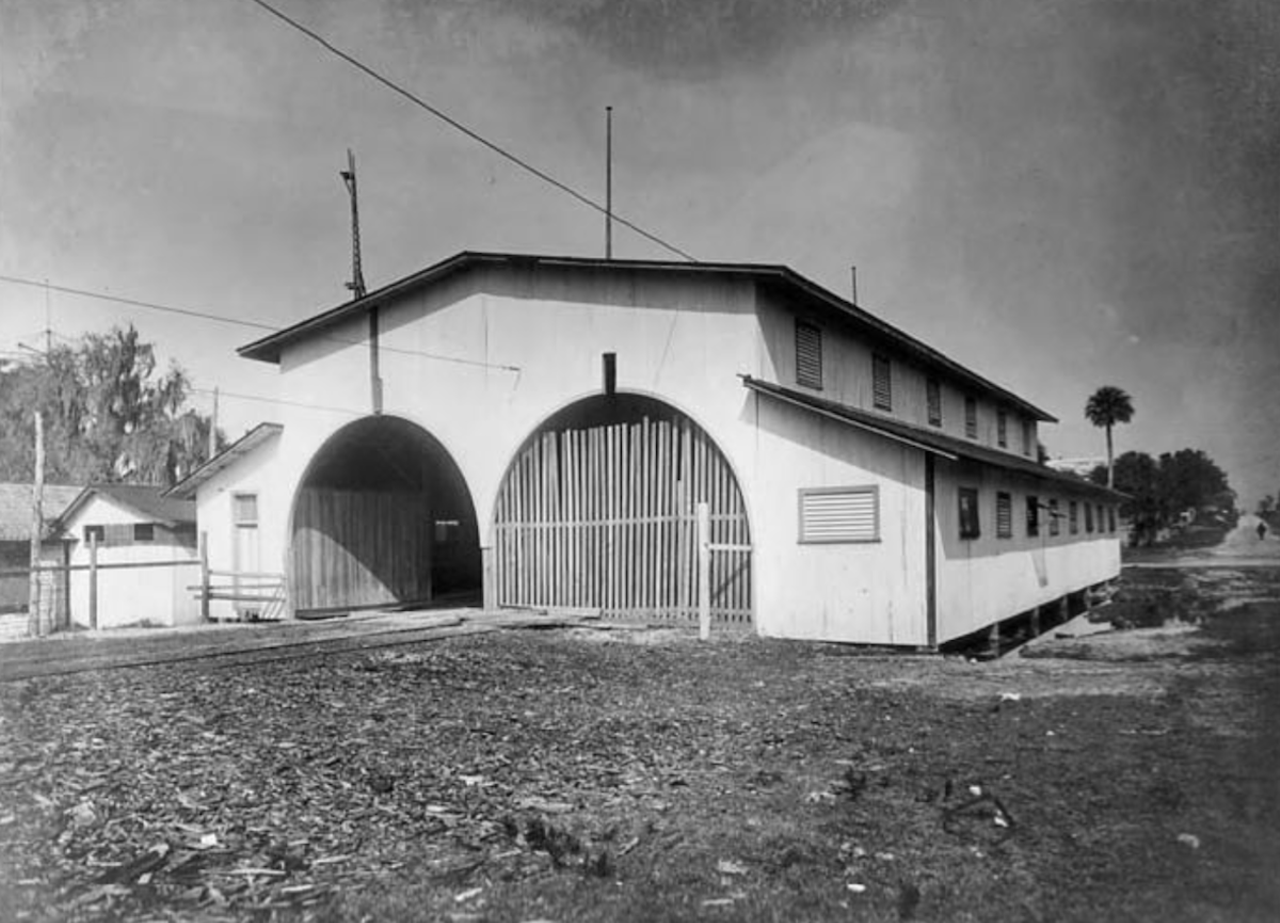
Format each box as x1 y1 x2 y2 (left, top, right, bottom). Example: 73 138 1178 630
171 251 1121 648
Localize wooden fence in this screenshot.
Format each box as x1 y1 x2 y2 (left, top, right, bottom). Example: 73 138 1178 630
493 415 752 624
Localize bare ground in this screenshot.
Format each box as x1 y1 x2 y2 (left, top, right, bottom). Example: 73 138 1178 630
1 568 1279 922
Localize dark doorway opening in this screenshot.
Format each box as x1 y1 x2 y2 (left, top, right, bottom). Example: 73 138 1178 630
290 416 480 617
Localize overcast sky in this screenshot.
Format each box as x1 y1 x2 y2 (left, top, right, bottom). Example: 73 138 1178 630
2 0 1277 504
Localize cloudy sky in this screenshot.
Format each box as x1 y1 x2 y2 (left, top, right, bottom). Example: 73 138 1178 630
1 0 1277 504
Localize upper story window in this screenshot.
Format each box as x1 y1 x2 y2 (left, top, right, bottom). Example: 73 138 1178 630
872 354 892 411
1048 498 1060 536
1108 506 1117 533
1026 495 1040 537
1023 420 1035 457
1085 502 1094 533
958 487 981 539
1069 500 1079 534
997 410 1008 448
964 397 978 439
795 321 823 390
926 378 942 427
996 492 1013 538
233 493 259 528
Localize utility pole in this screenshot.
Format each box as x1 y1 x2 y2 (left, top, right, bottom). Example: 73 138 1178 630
341 149 367 300
208 387 219 461
27 411 44 638
605 106 613 259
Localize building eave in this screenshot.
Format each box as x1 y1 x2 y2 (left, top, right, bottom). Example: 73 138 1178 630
235 251 1056 421
165 422 284 500
742 376 1122 500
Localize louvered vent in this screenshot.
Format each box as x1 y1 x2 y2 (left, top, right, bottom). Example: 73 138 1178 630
799 487 879 543
996 492 1012 538
872 354 892 410
795 321 823 389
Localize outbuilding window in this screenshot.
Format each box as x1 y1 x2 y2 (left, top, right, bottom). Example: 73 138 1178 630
958 487 981 539
1069 500 1079 534
1108 506 1117 533
872 354 892 411
997 411 1008 448
996 492 1012 538
233 493 259 527
1049 498 1060 536
1085 502 1094 533
795 321 823 390
1027 495 1040 537
133 523 155 543
83 525 105 544
927 378 942 427
964 397 978 439
1023 420 1035 457
798 486 880 543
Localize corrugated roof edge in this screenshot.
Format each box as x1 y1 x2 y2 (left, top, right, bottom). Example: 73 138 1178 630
742 375 1124 501
165 422 284 500
236 250 1056 422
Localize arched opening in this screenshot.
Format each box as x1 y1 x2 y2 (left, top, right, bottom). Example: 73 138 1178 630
493 394 752 625
290 416 481 616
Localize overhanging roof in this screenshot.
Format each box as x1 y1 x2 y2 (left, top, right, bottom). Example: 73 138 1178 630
55 484 196 533
165 422 283 500
237 250 1056 422
742 376 1124 500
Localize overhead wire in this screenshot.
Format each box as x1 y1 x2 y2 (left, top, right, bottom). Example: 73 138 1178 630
0 273 520 373
241 0 699 263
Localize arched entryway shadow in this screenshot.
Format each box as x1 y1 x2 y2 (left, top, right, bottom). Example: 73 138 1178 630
289 416 480 616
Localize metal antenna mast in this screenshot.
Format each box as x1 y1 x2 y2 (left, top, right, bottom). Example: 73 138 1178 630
341 149 367 299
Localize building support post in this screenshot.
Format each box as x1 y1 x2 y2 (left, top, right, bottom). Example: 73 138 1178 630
697 502 711 641
199 531 210 622
481 546 496 611
88 533 99 630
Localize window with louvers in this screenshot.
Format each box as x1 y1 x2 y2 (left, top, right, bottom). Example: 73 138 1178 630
996 492 1012 538
872 354 892 411
964 397 978 439
798 486 879 543
997 410 1007 448
927 379 942 427
795 321 823 389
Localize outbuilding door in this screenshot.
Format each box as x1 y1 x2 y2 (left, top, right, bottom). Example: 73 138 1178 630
493 402 751 624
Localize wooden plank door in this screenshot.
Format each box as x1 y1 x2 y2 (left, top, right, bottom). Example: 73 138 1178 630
494 416 751 624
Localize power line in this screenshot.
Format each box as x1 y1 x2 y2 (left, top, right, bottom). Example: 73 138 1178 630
241 0 698 263
0 273 520 373
189 386 361 417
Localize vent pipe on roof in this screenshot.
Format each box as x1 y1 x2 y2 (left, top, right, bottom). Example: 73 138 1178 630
850 265 858 305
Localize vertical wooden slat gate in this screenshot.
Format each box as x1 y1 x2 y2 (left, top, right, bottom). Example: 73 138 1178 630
493 416 751 624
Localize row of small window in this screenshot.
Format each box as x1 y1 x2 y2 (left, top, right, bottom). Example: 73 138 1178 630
83 523 156 544
797 321 1031 453
957 489 1117 541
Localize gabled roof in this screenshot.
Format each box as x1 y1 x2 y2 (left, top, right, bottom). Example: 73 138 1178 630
237 250 1057 422
165 422 283 500
742 376 1124 500
0 484 84 542
55 484 196 532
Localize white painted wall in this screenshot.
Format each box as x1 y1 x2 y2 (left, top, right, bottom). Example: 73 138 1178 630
933 461 1121 643
62 495 200 630
193 431 284 621
245 261 1112 645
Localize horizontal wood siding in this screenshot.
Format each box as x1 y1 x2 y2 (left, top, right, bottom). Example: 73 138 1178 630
494 416 751 624
290 488 432 612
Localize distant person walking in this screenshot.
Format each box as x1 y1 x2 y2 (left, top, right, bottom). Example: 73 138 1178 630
1259 520 1270 541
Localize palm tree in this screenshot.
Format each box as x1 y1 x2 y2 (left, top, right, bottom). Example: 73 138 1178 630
1084 386 1134 488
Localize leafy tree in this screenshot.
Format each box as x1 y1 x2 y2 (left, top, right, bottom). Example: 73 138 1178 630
0 325 222 487
1084 385 1134 488
1090 448 1234 544
1156 448 1234 522
1259 495 1276 517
